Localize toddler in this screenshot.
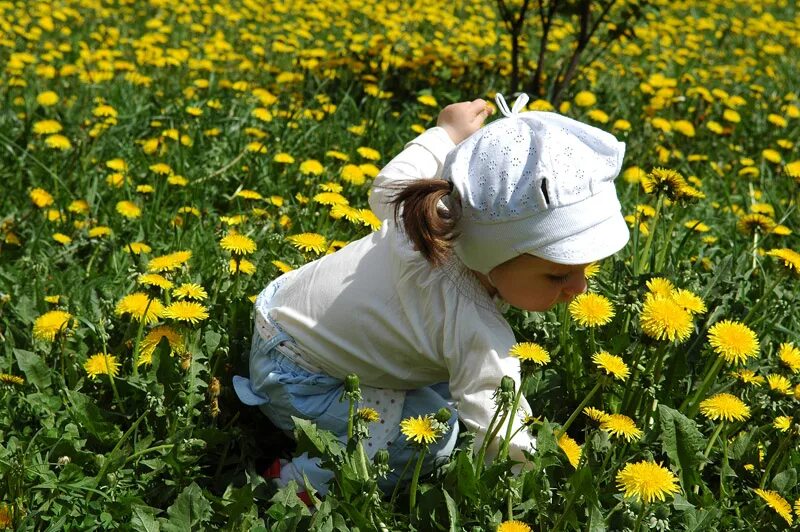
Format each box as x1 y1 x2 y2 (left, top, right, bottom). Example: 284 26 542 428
233 93 629 497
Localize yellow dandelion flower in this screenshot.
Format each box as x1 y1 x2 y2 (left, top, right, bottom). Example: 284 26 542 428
287 233 327 254
36 91 59 106
640 167 688 200
497 520 531 532
753 489 793 525
357 407 380 423
138 325 185 366
87 226 112 238
509 342 550 365
220 233 257 255
778 343 800 373
773 416 792 432
30 188 54 208
417 94 438 107
149 163 173 175
320 182 343 193
32 310 73 341
557 433 582 469
33 119 62 135
172 283 208 301
273 152 295 164
229 258 256 275
313 192 349 206
138 273 173 290
646 277 675 298
671 289 706 315
116 200 142 219
699 393 750 422
0 374 24 386
106 158 127 172
52 233 72 245
640 296 693 343
356 147 381 161
574 91 597 107
115 293 164 323
592 351 630 381
299 159 324 175
400 415 440 445
163 301 209 324
584 406 611 423
325 150 349 161
124 242 151 254
737 213 776 236
84 353 120 380
767 374 792 395
766 248 800 275
330 204 362 223
616 461 680 503
733 369 765 386
147 250 192 272
600 414 643 442
340 164 366 185
271 260 294 273
359 163 380 178
568 293 614 327
235 189 263 200
707 320 759 365
359 209 382 231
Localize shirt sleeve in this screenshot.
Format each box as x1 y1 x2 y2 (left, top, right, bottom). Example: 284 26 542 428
443 305 537 465
368 127 456 222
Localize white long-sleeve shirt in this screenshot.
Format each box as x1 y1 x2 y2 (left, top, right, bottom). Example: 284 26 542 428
266 127 536 462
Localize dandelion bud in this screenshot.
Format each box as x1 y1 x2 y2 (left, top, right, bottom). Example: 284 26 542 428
500 375 515 395
208 377 221 398
434 407 452 423
180 352 192 371
57 455 71 467
345 373 360 393
373 448 390 479
209 397 220 418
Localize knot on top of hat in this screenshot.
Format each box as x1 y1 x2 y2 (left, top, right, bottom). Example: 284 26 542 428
495 92 530 118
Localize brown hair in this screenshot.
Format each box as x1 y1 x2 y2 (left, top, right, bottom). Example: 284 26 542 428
388 179 460 267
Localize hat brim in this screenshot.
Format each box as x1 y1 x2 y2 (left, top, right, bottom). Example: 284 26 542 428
529 212 630 265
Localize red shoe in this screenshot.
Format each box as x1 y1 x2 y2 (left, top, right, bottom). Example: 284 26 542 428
262 458 314 507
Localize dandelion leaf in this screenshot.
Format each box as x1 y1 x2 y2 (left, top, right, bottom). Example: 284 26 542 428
160 482 212 532
771 468 797 492
292 416 345 461
130 505 161 532
64 389 122 446
13 348 52 388
657 405 706 490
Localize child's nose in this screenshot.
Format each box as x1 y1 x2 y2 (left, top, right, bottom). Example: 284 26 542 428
563 274 588 297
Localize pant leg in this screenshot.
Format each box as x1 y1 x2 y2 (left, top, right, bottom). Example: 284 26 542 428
377 384 459 493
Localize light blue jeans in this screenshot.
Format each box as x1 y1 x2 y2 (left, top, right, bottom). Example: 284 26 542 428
233 279 459 496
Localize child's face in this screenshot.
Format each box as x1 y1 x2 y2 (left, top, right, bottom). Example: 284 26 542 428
489 254 588 312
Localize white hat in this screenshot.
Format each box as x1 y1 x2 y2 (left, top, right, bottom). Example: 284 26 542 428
442 93 630 274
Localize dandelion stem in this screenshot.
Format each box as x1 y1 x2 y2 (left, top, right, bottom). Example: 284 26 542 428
632 503 647 532
390 453 416 507
741 273 783 325
499 378 526 461
700 422 724 470
637 194 664 275
475 401 508 476
760 434 792 488
685 356 724 418
408 446 427 512
131 299 153 378
558 380 602 437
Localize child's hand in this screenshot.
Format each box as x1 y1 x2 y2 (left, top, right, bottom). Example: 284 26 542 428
437 99 494 144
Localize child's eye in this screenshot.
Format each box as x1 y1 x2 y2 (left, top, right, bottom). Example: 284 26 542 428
548 274 570 285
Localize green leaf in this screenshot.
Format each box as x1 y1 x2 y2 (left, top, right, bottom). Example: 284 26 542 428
771 468 797 492
64 390 123 446
442 489 460 532
292 417 345 461
160 482 212 532
204 330 221 354
657 405 706 489
130 505 161 532
14 348 52 388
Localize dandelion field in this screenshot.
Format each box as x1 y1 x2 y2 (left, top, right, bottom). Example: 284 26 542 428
1 0 800 530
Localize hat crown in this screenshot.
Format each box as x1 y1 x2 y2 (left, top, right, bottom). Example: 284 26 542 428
444 96 625 224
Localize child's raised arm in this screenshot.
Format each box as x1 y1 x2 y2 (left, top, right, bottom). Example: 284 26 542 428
368 99 492 221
